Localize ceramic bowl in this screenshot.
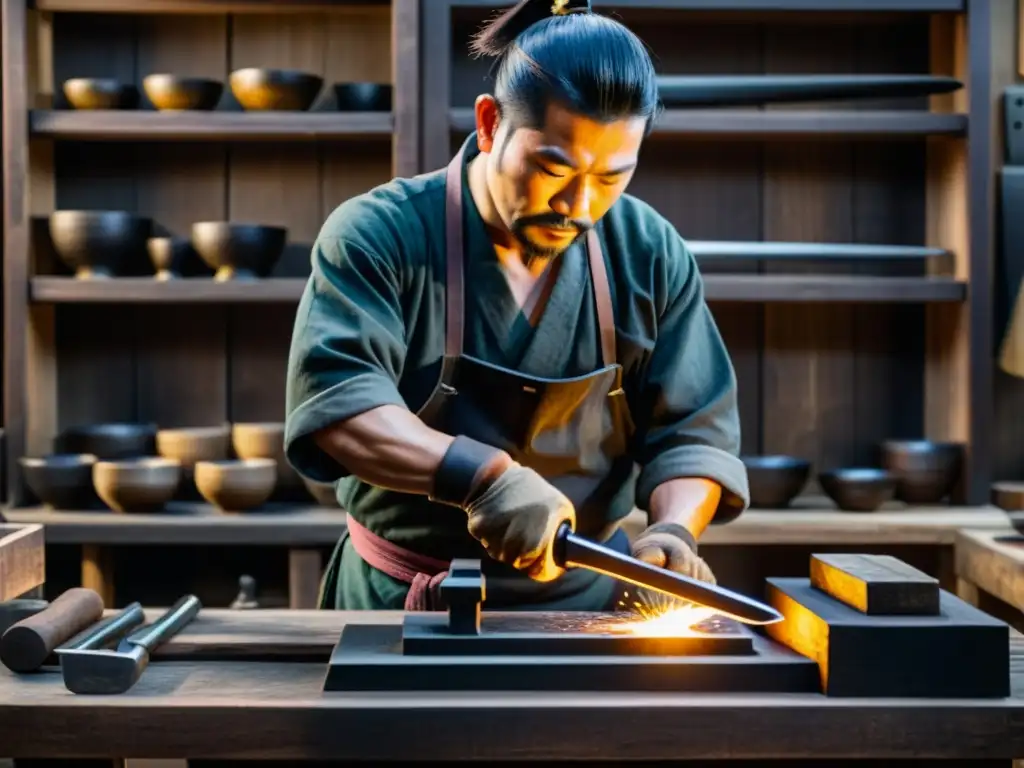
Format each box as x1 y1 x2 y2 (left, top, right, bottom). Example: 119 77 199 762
54 422 157 460
93 457 182 512
49 211 151 279
229 68 323 111
195 458 277 511
992 481 1024 512
231 422 305 497
819 468 898 513
333 82 391 111
156 425 231 468
19 453 101 509
62 78 137 110
190 222 287 281
741 455 811 508
147 236 208 280
880 440 963 504
142 74 223 111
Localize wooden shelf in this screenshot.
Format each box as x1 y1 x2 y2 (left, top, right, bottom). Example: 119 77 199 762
446 0 962 8
449 108 967 139
30 275 967 304
703 275 966 302
30 110 394 142
31 0 389 11
31 277 306 303
4 501 1008 547
4 504 345 546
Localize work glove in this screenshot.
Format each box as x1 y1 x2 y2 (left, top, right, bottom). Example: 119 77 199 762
464 463 576 582
429 435 576 582
631 522 716 584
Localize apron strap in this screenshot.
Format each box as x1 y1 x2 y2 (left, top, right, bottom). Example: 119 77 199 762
444 147 466 360
444 144 617 366
585 228 616 367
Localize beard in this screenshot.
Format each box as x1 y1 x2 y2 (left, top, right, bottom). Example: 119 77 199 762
509 212 591 264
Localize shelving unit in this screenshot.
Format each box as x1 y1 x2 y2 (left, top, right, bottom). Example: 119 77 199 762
1 0 420 607
2 0 420 514
423 0 1005 507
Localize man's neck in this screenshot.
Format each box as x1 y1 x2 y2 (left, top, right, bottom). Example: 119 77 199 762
466 153 552 275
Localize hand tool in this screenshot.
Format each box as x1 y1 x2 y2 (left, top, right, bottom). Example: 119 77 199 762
657 74 961 108
57 594 201 694
553 523 783 625
0 598 49 637
1 587 104 672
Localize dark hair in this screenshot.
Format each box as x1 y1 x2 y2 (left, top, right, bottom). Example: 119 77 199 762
470 0 660 133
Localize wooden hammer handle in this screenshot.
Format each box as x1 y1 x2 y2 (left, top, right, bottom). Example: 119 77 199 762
0 587 104 673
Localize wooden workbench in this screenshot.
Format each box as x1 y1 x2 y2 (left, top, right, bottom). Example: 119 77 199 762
955 528 1024 616
0 609 1022 763
5 502 1010 611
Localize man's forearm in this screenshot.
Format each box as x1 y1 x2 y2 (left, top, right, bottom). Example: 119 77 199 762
312 405 456 495
648 477 721 539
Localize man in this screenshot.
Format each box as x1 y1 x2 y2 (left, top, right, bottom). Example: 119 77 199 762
284 0 750 612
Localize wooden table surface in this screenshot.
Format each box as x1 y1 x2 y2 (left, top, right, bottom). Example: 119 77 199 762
1 609 1023 761
3 500 1010 546
956 528 1024 612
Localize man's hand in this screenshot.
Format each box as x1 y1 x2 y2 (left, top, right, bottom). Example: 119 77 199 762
631 522 716 584
464 463 576 582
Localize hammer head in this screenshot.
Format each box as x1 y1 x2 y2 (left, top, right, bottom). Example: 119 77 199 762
56 644 148 695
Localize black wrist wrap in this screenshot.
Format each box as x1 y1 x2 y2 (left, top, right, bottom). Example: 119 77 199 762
645 522 698 554
429 435 512 508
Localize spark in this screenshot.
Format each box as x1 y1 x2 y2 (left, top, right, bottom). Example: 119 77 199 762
589 589 721 637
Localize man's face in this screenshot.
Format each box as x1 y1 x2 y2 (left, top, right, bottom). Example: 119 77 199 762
478 99 646 259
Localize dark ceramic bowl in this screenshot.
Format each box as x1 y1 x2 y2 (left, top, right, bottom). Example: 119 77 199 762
880 439 963 504
147 236 209 280
19 453 102 510
54 423 158 460
142 74 223 111
333 82 392 112
819 468 897 513
191 222 287 280
63 78 138 110
49 211 151 279
742 455 811 508
229 68 323 111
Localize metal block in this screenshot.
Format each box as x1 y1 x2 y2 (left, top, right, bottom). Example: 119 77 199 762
766 577 1009 698
809 553 939 615
401 611 754 657
439 558 484 635
322 622 820 693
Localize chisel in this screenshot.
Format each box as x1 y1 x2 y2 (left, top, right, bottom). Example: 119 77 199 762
552 523 782 625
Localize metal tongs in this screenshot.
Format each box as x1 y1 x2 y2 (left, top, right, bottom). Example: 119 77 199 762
553 523 782 625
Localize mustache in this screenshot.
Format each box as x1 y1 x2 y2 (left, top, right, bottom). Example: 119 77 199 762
515 213 592 233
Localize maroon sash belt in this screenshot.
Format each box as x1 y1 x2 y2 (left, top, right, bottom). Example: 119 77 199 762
346 515 450 611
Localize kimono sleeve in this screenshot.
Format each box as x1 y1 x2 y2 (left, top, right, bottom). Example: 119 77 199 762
632 234 750 521
284 236 408 483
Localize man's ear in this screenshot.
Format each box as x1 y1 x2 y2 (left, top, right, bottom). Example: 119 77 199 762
474 94 500 153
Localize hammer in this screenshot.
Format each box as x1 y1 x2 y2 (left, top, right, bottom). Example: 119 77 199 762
57 594 201 695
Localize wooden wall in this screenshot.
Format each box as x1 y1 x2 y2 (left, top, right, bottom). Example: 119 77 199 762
39 9 394 444
451 9 930 482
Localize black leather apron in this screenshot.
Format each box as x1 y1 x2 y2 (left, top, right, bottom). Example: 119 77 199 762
319 144 638 610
